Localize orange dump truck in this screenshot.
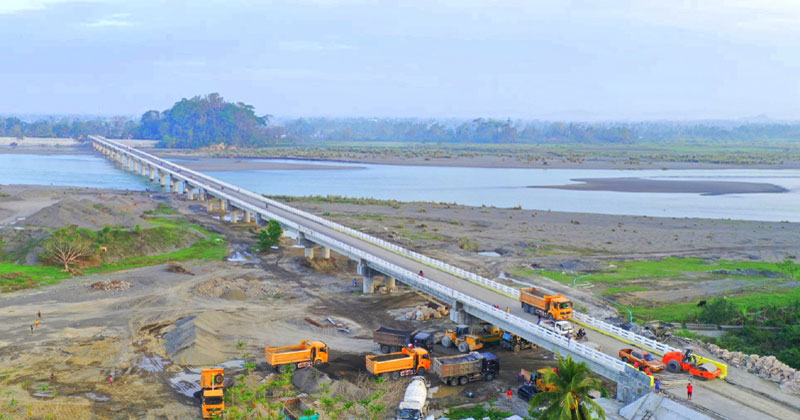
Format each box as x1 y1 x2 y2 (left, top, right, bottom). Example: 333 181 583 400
519 287 573 320
366 347 431 380
265 340 328 373
199 369 225 419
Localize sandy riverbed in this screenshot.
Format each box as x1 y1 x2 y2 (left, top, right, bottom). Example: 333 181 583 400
532 177 789 195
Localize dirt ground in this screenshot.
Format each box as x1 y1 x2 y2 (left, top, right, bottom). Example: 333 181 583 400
0 188 571 419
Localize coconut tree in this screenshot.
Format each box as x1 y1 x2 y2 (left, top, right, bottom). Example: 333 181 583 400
529 355 607 420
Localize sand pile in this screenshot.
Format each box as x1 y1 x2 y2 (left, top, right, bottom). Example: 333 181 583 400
193 276 279 300
405 302 449 321
25 197 149 229
164 315 229 366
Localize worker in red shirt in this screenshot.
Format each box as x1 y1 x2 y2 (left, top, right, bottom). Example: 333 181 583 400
506 388 513 401
687 382 693 400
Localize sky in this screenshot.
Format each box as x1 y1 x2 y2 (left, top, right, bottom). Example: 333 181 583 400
1 0 799 120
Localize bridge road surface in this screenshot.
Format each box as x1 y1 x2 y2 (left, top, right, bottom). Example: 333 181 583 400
118 146 797 420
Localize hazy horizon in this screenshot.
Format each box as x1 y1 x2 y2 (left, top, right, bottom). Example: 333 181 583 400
2 1 799 120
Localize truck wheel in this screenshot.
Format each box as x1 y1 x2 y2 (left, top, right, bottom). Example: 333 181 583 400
441 336 452 348
667 360 681 373
459 376 468 386
458 342 469 353
417 367 426 375
276 364 285 374
513 344 521 353
447 377 457 386
391 371 401 380
314 359 324 368
485 373 495 381
380 345 390 353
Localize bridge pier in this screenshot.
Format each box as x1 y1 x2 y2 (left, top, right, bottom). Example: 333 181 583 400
159 172 166 187
140 161 146 176
149 166 155 182
206 198 215 212
230 209 239 224
170 178 178 194
357 260 379 294
386 276 396 289
128 157 134 171
244 211 252 224
221 199 228 212
304 247 315 259
321 247 331 259
184 181 194 200
449 301 473 324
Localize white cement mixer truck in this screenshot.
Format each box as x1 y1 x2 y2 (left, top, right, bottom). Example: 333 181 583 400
396 376 429 420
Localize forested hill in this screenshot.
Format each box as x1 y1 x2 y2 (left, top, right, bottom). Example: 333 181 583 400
2 93 800 147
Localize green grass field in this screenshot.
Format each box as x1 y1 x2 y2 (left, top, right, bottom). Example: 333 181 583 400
0 216 227 292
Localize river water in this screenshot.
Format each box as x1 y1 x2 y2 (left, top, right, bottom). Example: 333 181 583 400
2 153 799 222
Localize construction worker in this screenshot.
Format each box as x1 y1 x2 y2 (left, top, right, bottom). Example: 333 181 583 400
687 382 693 400
37 311 41 319
30 325 34 334
35 319 39 328
505 307 510 313
506 388 513 401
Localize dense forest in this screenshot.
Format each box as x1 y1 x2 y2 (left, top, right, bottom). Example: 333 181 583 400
2 93 800 147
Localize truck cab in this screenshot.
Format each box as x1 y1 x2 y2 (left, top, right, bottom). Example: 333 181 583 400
541 320 573 337
549 298 573 319
200 369 225 419
411 332 433 351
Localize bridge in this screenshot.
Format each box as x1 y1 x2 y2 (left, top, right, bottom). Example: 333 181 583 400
89 136 800 419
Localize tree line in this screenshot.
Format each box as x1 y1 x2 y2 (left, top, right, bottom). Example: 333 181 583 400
3 93 800 147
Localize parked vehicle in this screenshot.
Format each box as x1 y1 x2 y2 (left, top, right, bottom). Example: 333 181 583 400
374 327 434 353
517 384 536 401
199 369 225 419
366 347 431 379
540 320 574 337
442 325 483 353
432 352 499 386
265 340 328 373
476 324 504 346
519 287 573 320
500 332 534 352
662 347 725 380
396 376 429 420
619 348 665 372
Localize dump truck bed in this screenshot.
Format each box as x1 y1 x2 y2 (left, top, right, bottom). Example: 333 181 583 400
433 353 483 378
366 353 414 374
265 343 315 366
371 353 409 362
373 327 413 346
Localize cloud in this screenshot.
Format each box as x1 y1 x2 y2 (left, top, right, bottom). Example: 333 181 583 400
278 41 357 52
83 12 133 28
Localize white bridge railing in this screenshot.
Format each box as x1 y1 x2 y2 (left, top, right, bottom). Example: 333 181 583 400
90 136 666 373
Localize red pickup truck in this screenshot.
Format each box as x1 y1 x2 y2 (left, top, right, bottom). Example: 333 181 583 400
619 348 665 372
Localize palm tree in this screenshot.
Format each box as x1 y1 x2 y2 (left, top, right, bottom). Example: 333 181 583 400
529 355 608 420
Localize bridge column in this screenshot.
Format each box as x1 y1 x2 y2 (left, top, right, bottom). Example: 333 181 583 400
140 161 146 176
149 166 155 182
221 199 228 212
128 157 134 171
206 197 215 212
230 209 239 224
449 301 472 324
386 276 396 289
304 247 315 259
357 260 378 294
184 181 194 200
171 178 179 194
159 171 166 187
198 189 207 201
297 232 316 259
244 211 252 223
322 247 331 259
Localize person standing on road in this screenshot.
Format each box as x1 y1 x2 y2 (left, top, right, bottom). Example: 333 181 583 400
687 382 693 400
109 375 114 386
35 319 39 328
506 388 513 401
37 311 41 319
30 324 34 334
537 314 541 325
654 378 661 394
